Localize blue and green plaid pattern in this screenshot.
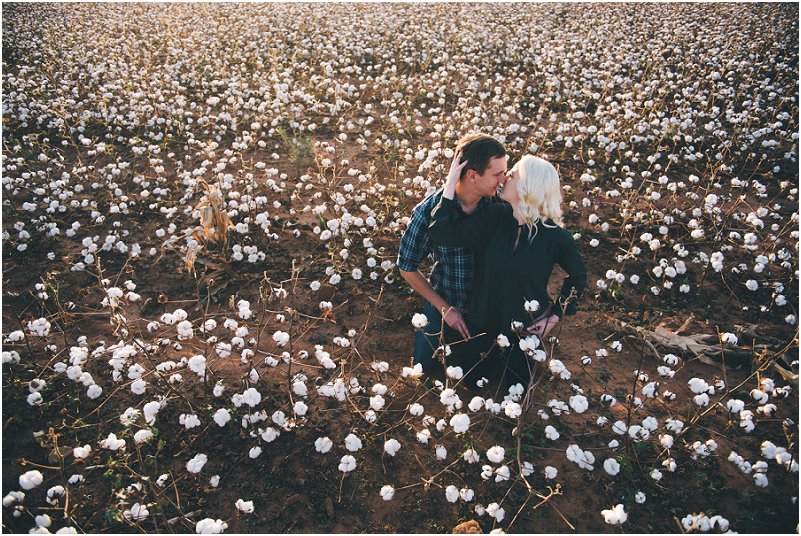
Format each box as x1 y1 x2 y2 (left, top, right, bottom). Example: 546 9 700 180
398 189 491 310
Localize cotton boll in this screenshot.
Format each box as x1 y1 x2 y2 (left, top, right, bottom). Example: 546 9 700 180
384 438 401 456
688 377 710 394
133 429 153 444
566 444 596 470
27 392 43 406
344 433 363 452
143 401 161 425
35 513 52 528
411 313 428 328
338 455 356 472
416 429 431 444
293 401 308 416
260 427 280 442
100 433 126 451
545 425 560 440
494 465 510 482
380 485 395 501
19 470 44 490
650 469 663 481
73 445 92 460
486 503 505 522
195 518 228 534
450 413 470 433
241 388 262 407
369 395 385 411
371 383 388 396
272 331 290 347
665 418 684 433
486 446 505 464
436 445 447 460
213 409 231 427
186 453 208 473
504 402 522 418
481 465 494 480
446 366 463 380
235 499 254 514
123 503 149 522
370 361 389 373
315 437 333 454
612 421 628 435
439 388 462 411
603 458 621 476
188 355 206 377
601 504 628 525
463 448 480 464
2 491 25 507
761 441 779 459
569 395 588 413
663 353 679 366
468 396 485 412
401 364 423 379
600 394 616 406
750 389 769 405
481 465 495 480
130 379 147 395
179 414 201 430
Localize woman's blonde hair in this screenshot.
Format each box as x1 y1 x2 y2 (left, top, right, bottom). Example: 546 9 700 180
513 155 562 240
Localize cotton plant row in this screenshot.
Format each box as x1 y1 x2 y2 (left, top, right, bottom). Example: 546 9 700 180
4 280 798 531
2 3 798 533
1 3 797 329
1 304 797 533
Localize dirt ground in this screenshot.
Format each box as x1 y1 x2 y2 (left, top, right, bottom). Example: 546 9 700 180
2 177 798 533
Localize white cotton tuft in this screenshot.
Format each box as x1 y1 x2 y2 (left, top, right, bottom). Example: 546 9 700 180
601 504 628 525
384 438 401 457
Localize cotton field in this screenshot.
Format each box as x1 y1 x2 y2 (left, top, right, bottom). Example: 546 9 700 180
1 3 798 534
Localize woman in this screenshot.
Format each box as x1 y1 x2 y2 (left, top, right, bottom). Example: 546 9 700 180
429 153 587 388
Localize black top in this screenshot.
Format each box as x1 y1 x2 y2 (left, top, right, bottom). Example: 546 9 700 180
429 196 587 335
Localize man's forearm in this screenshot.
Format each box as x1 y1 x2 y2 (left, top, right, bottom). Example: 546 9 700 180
400 269 450 312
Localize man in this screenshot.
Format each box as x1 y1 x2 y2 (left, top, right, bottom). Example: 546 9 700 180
398 133 508 372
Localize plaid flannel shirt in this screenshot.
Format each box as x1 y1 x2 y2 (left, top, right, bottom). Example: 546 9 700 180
397 189 492 310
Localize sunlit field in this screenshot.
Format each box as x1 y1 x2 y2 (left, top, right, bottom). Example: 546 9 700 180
2 3 798 534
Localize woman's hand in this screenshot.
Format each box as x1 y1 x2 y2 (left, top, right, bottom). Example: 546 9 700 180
443 152 467 200
526 314 559 338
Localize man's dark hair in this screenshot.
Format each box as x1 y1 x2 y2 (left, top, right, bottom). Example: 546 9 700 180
454 133 507 179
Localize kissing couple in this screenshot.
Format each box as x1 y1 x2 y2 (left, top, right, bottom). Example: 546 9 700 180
399 133 587 389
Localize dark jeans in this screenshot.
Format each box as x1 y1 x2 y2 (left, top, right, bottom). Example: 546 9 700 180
413 301 463 371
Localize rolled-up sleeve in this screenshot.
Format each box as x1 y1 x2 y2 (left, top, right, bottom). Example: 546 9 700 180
398 206 431 272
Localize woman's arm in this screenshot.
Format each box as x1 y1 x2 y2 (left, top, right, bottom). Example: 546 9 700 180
554 230 588 317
